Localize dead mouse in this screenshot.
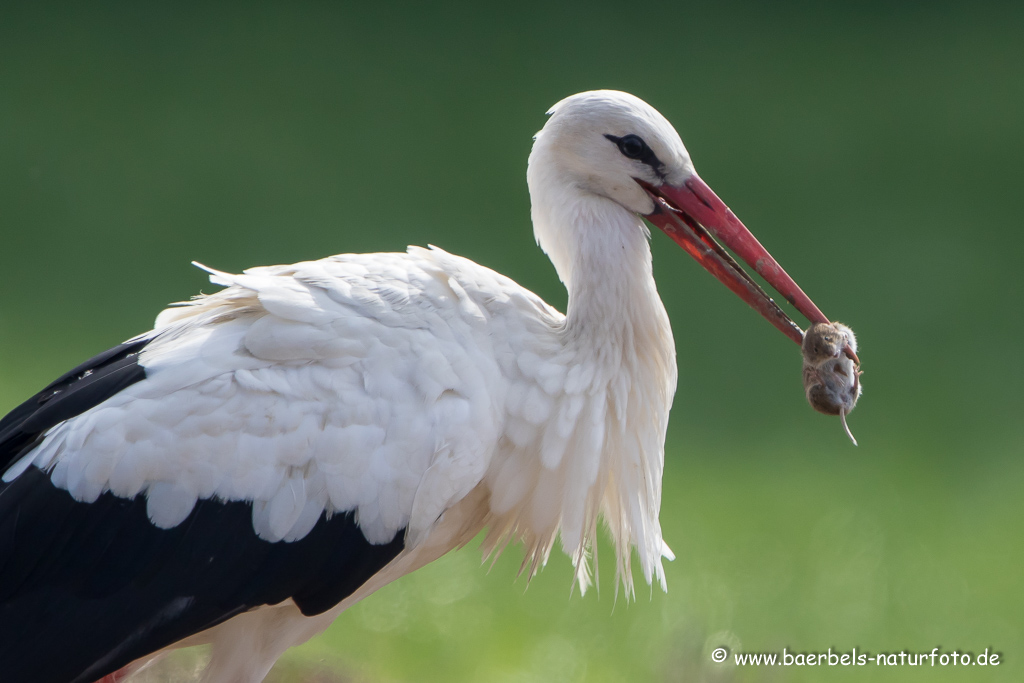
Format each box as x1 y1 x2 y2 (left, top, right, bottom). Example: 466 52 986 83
802 322 862 445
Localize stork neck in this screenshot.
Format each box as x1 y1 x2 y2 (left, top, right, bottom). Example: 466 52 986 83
535 193 662 342
504 188 676 595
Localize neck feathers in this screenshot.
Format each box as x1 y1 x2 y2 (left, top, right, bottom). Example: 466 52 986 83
485 182 677 596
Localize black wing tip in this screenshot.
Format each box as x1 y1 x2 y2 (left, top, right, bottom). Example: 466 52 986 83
0 337 152 472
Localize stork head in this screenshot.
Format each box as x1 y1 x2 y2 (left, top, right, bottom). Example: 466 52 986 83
531 90 694 216
529 89 853 358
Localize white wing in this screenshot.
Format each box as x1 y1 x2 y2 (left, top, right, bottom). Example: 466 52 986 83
12 247 535 547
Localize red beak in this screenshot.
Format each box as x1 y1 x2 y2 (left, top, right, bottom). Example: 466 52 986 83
642 174 858 363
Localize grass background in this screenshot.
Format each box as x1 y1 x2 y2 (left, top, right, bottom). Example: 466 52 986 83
1 2 1022 681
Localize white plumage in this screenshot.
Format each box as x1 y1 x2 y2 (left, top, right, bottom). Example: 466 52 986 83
19 238 674 580
0 90 834 683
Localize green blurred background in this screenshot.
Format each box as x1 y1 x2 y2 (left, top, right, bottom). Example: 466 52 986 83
1 2 1022 681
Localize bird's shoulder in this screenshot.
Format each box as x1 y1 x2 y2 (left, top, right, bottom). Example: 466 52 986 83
167 246 560 326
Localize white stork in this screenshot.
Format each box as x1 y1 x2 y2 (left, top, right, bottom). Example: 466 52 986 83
0 90 848 683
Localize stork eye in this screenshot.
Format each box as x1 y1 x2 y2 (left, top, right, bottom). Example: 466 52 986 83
604 133 665 177
616 134 647 159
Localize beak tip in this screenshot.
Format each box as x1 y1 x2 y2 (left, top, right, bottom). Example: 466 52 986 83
843 344 860 365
